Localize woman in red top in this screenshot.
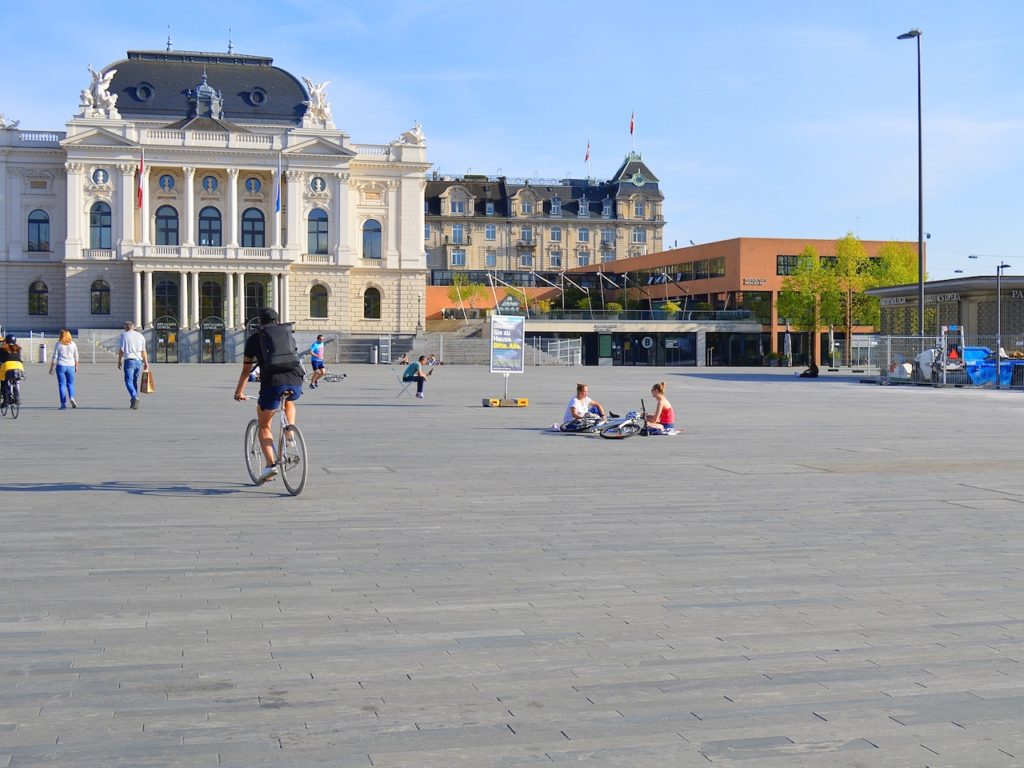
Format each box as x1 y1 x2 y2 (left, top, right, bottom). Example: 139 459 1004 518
646 381 677 434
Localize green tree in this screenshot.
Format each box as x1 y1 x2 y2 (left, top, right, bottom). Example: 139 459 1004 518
833 233 875 363
777 245 838 365
446 274 489 321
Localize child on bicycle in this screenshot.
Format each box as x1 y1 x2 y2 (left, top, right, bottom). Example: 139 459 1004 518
234 309 304 484
0 334 26 407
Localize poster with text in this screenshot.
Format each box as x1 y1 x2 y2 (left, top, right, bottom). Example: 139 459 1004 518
490 315 525 374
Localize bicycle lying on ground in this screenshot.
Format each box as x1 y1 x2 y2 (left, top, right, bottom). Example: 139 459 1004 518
243 390 308 495
599 401 647 439
310 369 346 384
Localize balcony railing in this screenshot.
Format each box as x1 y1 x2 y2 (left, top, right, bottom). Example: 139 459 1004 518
526 309 756 322
82 249 115 260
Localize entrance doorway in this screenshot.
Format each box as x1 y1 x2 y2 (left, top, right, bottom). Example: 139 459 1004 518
152 315 179 363
200 316 226 363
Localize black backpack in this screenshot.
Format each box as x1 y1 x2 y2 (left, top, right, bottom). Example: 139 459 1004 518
259 323 301 374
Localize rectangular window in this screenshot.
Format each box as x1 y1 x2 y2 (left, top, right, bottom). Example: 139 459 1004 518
451 224 464 244
776 255 800 275
694 260 709 280
550 250 562 268
602 200 612 217
450 199 465 214
485 201 495 216
520 226 533 244
578 199 589 217
601 228 614 245
577 251 590 267
424 224 431 240
551 198 561 215
550 227 562 242
520 252 533 267
679 262 693 281
602 249 615 263
634 201 645 218
485 250 497 267
631 228 647 244
578 227 589 243
521 200 532 214
451 249 466 267
709 257 726 278
485 224 496 240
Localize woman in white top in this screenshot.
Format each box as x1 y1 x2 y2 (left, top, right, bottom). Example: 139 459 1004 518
49 328 79 409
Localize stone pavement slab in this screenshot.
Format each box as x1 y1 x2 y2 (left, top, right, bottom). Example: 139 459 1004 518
1 363 1024 766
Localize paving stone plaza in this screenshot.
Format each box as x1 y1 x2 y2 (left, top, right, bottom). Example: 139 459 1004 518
2 362 1024 767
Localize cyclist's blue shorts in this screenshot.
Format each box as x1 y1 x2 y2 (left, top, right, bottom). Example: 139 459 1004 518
258 383 302 411
311 359 325 370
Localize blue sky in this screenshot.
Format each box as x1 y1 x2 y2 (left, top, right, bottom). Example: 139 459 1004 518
4 0 1023 280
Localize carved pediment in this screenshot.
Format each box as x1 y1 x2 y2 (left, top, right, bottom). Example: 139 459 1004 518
60 128 137 149
283 137 356 158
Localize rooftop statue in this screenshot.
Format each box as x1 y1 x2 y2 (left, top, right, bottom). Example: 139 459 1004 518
394 121 425 146
301 77 334 127
80 65 120 119
0 114 21 129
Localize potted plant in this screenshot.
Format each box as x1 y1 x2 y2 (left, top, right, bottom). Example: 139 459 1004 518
605 301 623 318
660 300 682 318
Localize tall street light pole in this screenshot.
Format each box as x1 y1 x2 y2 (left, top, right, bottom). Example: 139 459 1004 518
898 29 924 337
996 262 1010 389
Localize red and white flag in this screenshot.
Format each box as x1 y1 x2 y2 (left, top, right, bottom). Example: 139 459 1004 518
136 150 144 209
629 111 635 135
584 141 590 163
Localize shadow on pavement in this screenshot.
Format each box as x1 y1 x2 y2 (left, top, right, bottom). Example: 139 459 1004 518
0 481 241 497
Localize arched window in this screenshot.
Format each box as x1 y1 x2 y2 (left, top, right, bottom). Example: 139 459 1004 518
154 279 179 321
363 286 381 319
310 284 328 318
156 205 179 246
27 209 50 252
198 206 222 247
90 280 111 315
200 280 223 319
241 208 265 248
90 202 112 249
307 208 329 255
28 281 48 316
362 219 382 260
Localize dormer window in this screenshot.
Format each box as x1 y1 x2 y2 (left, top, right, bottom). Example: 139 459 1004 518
521 199 533 215
551 196 561 216
578 196 589 217
634 200 645 218
450 198 465 214
485 201 495 216
602 198 613 217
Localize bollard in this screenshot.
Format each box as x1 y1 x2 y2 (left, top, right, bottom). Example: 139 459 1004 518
39 343 47 364
371 345 379 365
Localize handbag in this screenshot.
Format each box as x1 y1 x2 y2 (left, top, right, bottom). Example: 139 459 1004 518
140 369 156 394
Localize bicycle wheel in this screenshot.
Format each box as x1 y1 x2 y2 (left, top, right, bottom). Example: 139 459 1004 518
279 424 307 496
600 420 643 439
244 419 262 484
8 385 19 419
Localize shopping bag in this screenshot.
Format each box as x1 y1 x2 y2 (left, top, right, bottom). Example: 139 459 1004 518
140 369 156 394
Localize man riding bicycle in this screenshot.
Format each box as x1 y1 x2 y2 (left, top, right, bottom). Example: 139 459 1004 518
0 334 26 407
234 308 304 484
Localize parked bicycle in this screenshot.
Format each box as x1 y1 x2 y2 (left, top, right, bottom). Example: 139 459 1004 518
243 389 308 495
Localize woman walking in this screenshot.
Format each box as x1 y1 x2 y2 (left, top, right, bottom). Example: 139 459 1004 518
49 329 79 409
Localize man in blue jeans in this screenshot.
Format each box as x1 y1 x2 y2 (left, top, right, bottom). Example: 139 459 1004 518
116 321 149 410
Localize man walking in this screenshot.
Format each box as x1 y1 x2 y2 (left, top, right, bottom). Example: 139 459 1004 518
116 321 149 410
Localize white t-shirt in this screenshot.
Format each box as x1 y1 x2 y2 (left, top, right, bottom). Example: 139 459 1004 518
52 341 78 367
119 329 146 360
564 396 594 423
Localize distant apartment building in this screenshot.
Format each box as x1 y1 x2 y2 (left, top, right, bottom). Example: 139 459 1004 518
424 152 664 286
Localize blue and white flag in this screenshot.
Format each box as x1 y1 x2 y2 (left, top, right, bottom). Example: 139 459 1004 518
274 154 281 213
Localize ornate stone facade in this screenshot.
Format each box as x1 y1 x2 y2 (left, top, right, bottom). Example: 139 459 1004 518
0 48 429 344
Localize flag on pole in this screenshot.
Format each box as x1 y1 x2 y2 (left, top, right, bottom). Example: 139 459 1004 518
584 141 590 163
136 149 144 209
629 111 635 135
274 154 281 213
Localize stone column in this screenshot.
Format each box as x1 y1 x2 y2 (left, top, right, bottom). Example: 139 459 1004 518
333 171 351 265
8 167 24 256
179 271 189 328
143 270 154 328
285 170 303 252
191 271 201 326
140 165 152 246
64 163 84 257
236 272 246 327
227 168 239 248
280 272 290 323
271 169 282 249
225 271 235 329
271 274 280 315
133 271 143 327
385 179 399 263
116 163 135 249
183 166 196 246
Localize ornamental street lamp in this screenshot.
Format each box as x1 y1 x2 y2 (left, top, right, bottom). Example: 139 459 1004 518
898 28 925 337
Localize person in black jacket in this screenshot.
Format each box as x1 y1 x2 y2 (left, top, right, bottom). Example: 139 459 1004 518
233 309 304 484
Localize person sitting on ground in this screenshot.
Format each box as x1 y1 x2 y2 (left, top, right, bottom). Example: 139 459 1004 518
396 352 410 365
563 382 606 423
0 334 26 406
427 353 439 366
798 360 819 378
645 381 676 434
403 355 430 399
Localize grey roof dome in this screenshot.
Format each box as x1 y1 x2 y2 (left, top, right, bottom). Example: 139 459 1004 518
104 50 309 125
